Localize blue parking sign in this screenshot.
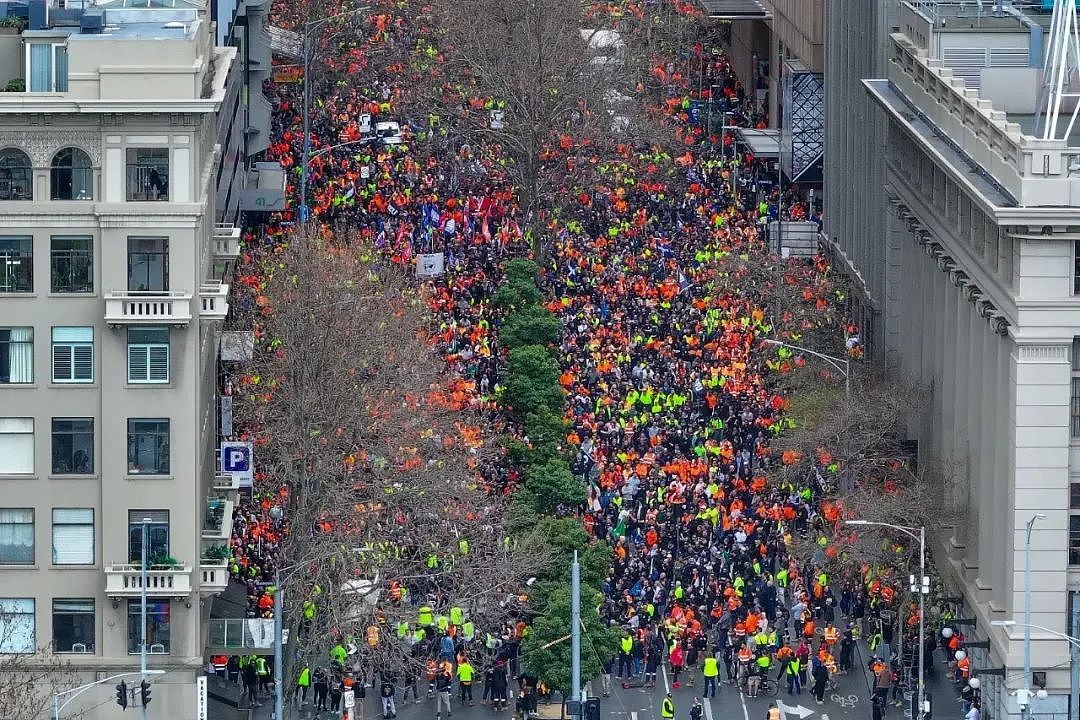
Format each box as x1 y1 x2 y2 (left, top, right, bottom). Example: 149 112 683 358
220 442 254 487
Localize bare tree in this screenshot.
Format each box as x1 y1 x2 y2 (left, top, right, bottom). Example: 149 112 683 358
233 231 545 711
0 632 84 720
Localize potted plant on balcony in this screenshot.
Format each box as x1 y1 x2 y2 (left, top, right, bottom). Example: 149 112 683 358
148 554 181 570
202 545 232 562
0 16 26 34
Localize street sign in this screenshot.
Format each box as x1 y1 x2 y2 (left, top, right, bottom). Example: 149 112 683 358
220 395 233 437
196 677 207 720
220 441 254 487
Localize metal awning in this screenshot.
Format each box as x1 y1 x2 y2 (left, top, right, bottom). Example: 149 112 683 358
697 0 770 19
733 128 781 158
267 25 302 60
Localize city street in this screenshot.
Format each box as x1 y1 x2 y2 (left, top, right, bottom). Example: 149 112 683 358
253 647 888 720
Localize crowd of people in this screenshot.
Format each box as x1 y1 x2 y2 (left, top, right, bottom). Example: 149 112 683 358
209 0 982 717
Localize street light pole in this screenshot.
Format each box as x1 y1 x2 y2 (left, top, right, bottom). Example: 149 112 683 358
140 517 150 720
760 338 852 399
1023 514 1047 717
845 520 926 720
274 569 283 720
571 551 581 706
297 7 371 223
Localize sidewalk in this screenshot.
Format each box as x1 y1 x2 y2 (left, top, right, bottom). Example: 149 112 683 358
853 637 963 719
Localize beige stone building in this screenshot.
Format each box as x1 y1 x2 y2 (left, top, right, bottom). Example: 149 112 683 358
0 2 246 716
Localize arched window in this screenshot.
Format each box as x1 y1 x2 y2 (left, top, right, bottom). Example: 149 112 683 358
0 149 32 200
51 147 93 200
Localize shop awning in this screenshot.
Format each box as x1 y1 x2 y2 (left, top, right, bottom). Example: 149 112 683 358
697 0 770 20
733 128 781 158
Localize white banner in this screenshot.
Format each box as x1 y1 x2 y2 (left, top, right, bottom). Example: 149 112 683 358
416 253 445 278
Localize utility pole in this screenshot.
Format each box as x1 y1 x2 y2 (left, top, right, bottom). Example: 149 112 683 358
1023 514 1047 717
274 569 284 720
140 517 150 720
571 551 581 706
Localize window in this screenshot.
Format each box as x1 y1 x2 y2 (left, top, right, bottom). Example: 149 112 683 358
127 327 169 383
51 418 93 475
0 236 32 292
125 149 168 201
50 236 92 293
52 509 93 565
1073 377 1080 438
50 148 91 201
127 237 168 292
127 600 169 654
27 43 68 93
0 150 32 201
0 599 35 653
1072 481 1080 510
0 327 33 383
127 510 168 563
1071 515 1080 565
51 327 93 383
0 509 33 564
0 418 33 474
127 419 169 475
52 599 93 653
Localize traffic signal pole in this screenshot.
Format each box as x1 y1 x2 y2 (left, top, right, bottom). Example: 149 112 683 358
52 670 164 719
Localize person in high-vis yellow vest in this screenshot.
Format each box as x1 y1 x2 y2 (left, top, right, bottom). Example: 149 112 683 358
702 655 719 698
661 693 675 720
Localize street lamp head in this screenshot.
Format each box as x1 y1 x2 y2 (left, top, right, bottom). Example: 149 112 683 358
844 520 868 526
1035 513 1047 520
991 620 1015 628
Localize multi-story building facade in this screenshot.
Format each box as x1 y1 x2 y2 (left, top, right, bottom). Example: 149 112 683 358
831 1 1080 717
0 2 246 716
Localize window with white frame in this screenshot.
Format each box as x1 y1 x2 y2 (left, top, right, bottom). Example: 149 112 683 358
0 418 33 474
127 327 169 383
52 509 93 565
27 43 68 93
0 327 33 384
51 327 92 383
0 598 35 653
0 509 33 564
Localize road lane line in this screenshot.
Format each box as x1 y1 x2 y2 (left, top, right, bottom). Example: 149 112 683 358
738 688 750 720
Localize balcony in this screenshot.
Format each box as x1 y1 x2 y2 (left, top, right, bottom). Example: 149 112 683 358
104 290 193 327
104 562 193 598
199 558 230 595
201 498 235 541
213 472 240 492
200 281 230 320
206 618 276 653
212 224 241 260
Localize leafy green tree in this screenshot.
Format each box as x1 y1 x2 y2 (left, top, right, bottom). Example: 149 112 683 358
521 585 619 695
524 457 584 512
504 345 564 418
531 517 611 589
492 279 543 312
504 259 540 285
502 305 561 350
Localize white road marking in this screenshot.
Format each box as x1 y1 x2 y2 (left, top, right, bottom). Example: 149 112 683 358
702 697 715 720
738 688 750 720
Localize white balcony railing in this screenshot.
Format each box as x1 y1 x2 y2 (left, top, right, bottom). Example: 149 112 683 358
104 563 193 598
213 472 240 491
104 290 193 327
199 282 230 320
212 224 241 259
199 559 230 595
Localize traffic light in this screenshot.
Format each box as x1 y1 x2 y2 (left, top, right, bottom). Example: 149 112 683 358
584 698 601 720
115 681 128 710
140 680 151 706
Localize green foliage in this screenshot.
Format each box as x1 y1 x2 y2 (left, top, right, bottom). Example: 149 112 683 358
3 78 24 92
502 305 561 350
530 517 611 589
524 457 585 512
521 585 619 693
504 406 569 467
492 280 543 311
504 345 564 418
504 259 540 285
